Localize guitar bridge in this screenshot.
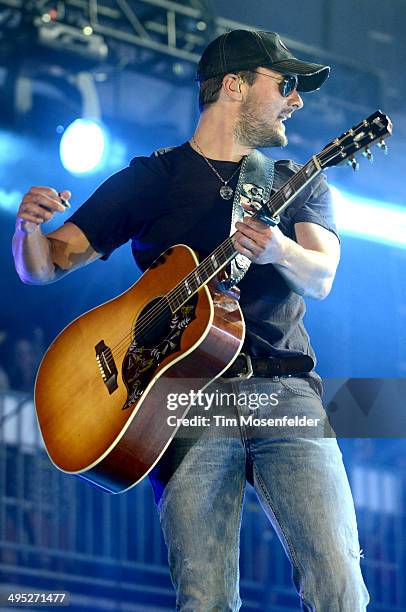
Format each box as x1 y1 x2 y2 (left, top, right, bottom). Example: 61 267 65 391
95 340 118 394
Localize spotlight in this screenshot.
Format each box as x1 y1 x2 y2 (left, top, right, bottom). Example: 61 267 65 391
0 188 22 213
330 186 406 249
59 119 107 175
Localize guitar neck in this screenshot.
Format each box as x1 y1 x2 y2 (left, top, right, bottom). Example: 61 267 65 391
265 155 322 219
167 155 323 313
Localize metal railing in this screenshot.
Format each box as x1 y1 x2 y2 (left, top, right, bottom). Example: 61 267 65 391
0 391 404 610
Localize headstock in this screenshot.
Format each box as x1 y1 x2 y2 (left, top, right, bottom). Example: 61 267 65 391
318 110 392 171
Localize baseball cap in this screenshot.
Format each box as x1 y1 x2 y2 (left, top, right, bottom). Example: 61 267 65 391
197 30 330 93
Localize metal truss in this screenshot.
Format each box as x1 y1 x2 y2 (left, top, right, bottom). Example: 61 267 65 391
0 0 389 121
0 0 384 85
0 0 216 76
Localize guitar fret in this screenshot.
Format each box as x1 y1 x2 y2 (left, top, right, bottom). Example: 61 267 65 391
304 161 314 176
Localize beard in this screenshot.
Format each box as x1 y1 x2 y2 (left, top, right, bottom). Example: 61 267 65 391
234 91 288 148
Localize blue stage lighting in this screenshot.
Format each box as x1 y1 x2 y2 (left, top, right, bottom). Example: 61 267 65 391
0 188 22 213
331 186 406 249
59 119 107 175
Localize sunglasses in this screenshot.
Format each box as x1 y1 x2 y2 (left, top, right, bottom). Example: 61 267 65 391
249 71 299 97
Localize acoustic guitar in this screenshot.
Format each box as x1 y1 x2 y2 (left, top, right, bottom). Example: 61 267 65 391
35 110 392 493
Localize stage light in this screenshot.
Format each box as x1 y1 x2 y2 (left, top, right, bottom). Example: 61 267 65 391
330 186 406 249
0 189 22 213
59 119 107 174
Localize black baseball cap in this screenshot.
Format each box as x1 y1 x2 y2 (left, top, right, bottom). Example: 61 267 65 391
197 30 330 93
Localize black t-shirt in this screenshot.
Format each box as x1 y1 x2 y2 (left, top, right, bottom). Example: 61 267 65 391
67 142 338 363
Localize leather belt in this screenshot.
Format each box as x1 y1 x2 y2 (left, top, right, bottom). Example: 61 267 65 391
221 353 314 381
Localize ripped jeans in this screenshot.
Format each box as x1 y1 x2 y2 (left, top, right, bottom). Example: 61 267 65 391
149 376 370 611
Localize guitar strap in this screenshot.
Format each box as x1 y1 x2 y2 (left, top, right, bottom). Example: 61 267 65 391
153 146 275 289
225 150 275 289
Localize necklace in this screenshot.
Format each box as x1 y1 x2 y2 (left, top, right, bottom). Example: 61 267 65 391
191 136 242 200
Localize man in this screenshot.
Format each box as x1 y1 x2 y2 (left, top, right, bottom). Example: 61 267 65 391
13 29 369 611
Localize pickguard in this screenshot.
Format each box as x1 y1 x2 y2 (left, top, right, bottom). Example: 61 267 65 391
121 295 197 410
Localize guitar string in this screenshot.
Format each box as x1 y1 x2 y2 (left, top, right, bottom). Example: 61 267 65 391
104 131 378 361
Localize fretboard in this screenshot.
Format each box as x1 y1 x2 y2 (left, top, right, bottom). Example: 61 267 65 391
264 155 322 219
168 237 236 311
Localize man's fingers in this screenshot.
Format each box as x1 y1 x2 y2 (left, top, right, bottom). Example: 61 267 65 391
239 239 261 255
27 186 71 209
234 243 257 260
29 186 60 198
235 223 268 250
21 203 53 221
18 212 46 226
22 192 65 213
235 220 270 238
24 191 64 209
239 217 270 232
233 234 261 259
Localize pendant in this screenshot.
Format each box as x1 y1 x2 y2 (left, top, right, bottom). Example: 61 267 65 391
220 185 233 200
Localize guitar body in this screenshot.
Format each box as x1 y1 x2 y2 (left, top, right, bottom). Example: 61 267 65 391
35 244 244 493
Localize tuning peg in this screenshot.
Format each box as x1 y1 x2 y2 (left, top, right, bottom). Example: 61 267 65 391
377 138 388 154
347 156 359 171
362 146 374 162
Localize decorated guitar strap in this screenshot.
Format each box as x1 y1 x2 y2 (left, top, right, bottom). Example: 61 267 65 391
224 149 275 289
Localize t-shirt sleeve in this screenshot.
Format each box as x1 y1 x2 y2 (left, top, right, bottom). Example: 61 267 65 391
66 159 165 259
291 173 339 241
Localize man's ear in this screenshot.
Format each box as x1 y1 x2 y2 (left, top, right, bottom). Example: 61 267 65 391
222 74 243 100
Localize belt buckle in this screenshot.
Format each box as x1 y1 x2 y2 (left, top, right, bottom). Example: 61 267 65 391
226 353 254 382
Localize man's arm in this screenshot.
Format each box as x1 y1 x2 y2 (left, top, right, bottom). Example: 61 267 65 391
234 218 340 300
12 187 101 285
274 221 340 299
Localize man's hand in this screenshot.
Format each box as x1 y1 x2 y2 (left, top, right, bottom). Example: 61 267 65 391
13 186 99 285
234 216 286 265
234 214 340 300
16 187 71 235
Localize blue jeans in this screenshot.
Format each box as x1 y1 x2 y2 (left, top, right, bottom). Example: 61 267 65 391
149 375 370 611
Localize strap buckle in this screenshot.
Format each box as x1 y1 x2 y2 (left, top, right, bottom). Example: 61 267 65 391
224 353 254 381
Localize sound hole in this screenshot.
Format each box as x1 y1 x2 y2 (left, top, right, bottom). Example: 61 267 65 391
121 295 197 409
133 297 172 348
